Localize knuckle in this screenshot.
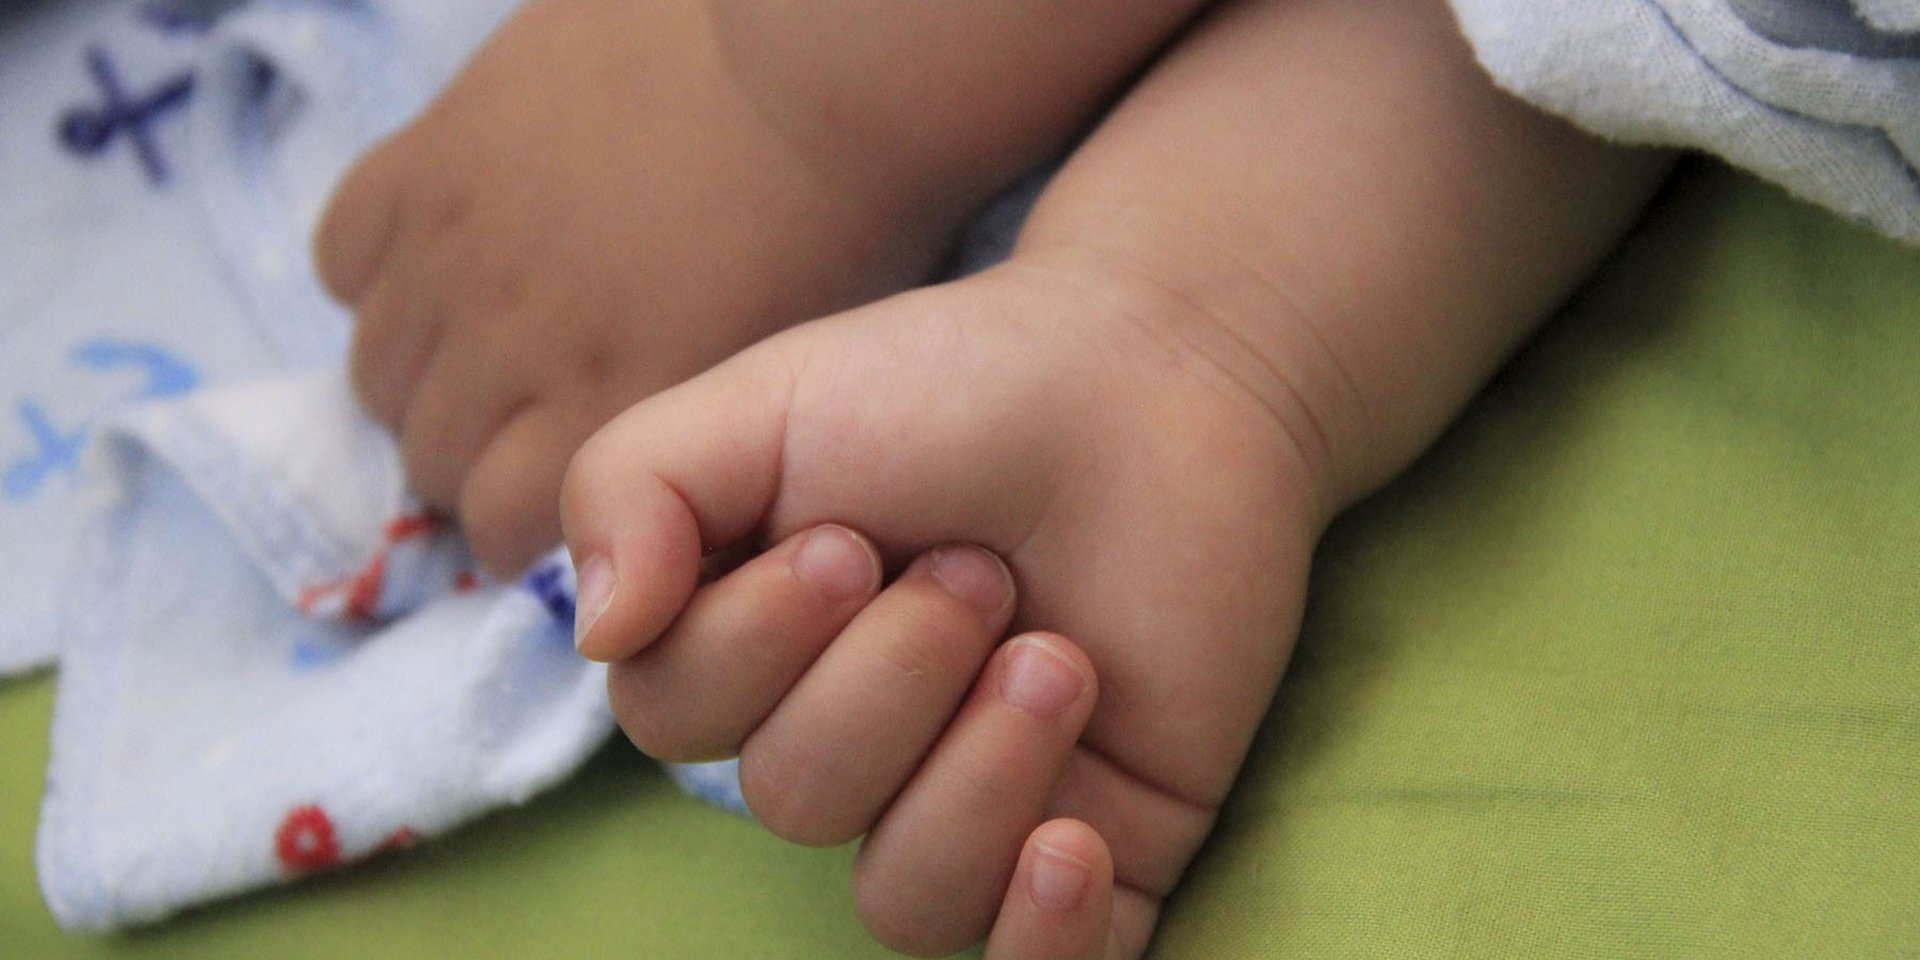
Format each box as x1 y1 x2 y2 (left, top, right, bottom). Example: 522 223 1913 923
311 201 363 297
457 474 540 578
398 428 458 515
851 871 967 958
875 605 992 688
346 338 393 424
738 739 843 847
559 431 614 510
558 424 631 542
851 873 919 954
555 466 595 551
476 263 530 318
314 137 408 297
607 661 697 760
421 181 478 245
737 740 800 833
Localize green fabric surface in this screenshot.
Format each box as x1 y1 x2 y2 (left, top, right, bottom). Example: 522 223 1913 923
1164 162 1920 957
5 160 1919 957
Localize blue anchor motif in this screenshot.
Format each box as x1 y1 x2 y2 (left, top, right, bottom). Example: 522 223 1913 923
2 340 201 503
2 402 90 503
58 45 196 186
69 340 201 397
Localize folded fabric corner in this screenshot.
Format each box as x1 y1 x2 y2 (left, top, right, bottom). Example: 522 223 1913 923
34 372 618 931
1447 0 1920 243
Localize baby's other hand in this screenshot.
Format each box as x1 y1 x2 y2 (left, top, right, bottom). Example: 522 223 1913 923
564 258 1325 957
314 0 943 574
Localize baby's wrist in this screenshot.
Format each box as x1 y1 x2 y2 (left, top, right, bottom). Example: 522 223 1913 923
1003 224 1366 525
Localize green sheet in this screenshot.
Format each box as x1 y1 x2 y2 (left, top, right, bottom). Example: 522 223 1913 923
5 160 1918 957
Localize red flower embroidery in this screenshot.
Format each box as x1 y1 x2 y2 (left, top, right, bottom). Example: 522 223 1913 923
274 804 340 872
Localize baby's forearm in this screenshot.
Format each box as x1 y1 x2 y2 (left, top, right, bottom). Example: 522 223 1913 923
705 0 1212 219
1015 0 1673 516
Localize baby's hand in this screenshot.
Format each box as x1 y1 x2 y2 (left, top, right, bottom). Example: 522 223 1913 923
313 0 945 574
563 258 1323 957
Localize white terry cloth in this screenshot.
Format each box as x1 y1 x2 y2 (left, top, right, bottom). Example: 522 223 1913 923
1853 0 1920 32
0 0 518 675
10 0 757 931
1446 0 1920 242
0 0 276 676
0 0 520 677
36 371 615 931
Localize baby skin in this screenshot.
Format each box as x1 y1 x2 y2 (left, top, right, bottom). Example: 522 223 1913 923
320 0 1671 957
315 0 1213 573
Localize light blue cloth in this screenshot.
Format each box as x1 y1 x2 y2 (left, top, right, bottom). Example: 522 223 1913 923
1449 0 1920 242
0 0 519 675
1 0 284 675
0 0 684 932
40 372 614 931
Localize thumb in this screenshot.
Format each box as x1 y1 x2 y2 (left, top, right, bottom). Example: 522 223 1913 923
560 333 802 661
984 819 1119 960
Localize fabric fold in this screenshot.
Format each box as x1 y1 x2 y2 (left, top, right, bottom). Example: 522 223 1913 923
1447 0 1920 242
35 371 615 932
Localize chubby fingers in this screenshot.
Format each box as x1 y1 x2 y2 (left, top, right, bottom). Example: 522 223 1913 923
314 133 409 307
605 523 883 762
738 544 1016 846
563 337 802 662
322 136 433 432
852 632 1098 957
985 820 1118 960
605 525 1023 855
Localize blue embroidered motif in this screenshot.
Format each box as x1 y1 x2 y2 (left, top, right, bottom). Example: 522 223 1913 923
524 562 577 631
3 402 90 502
290 636 349 671
2 341 201 503
71 339 202 399
59 46 196 186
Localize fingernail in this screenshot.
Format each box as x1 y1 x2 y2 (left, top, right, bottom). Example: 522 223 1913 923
792 525 879 601
1000 637 1084 717
574 554 616 651
929 545 1012 613
1028 843 1091 914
